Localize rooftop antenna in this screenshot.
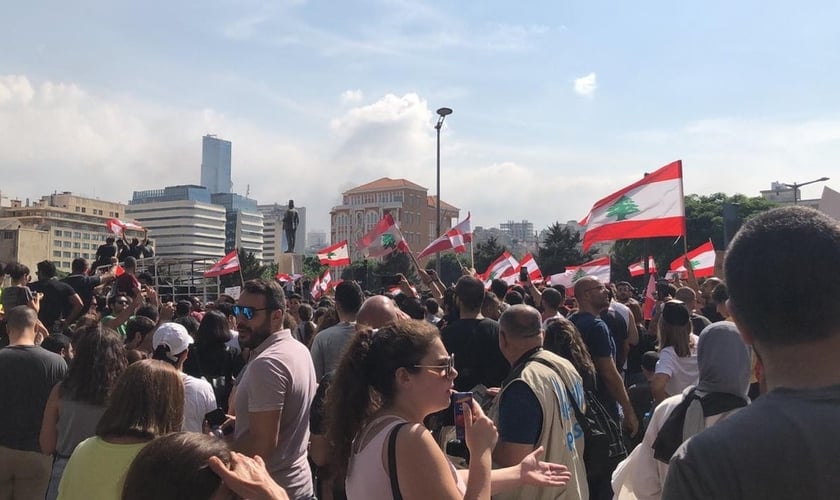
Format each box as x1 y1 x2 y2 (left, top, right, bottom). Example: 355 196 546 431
246 184 250 197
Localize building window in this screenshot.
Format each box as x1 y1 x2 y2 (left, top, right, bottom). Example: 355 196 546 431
54 240 62 247
73 232 82 238
62 262 71 269
75 206 81 212
63 252 71 258
73 252 80 258
83 253 89 259
81 207 86 213
63 241 71 248
54 230 61 237
73 242 81 249
53 251 61 257
63 231 72 237
83 233 90 240
2 231 12 240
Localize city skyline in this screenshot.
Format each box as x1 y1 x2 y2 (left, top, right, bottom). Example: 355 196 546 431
2 1 840 235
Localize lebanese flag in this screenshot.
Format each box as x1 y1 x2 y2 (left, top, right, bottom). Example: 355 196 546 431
549 256 611 292
670 241 716 278
310 275 322 300
356 213 410 258
643 272 657 320
579 161 685 250
516 253 543 282
481 251 519 283
417 213 472 259
628 257 658 277
318 240 351 266
204 250 240 278
276 273 293 282
320 271 332 292
106 218 145 236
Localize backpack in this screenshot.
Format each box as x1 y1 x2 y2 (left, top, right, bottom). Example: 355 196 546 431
527 356 628 479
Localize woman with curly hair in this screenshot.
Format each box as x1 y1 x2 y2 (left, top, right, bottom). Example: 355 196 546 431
40 325 128 500
543 317 597 392
325 320 571 500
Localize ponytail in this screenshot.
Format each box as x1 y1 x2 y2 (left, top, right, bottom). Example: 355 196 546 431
152 345 178 366
325 327 378 477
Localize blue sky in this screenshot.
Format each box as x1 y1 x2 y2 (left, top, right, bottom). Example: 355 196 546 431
2 0 839 236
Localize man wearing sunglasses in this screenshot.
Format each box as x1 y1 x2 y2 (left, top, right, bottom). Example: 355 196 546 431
229 279 316 500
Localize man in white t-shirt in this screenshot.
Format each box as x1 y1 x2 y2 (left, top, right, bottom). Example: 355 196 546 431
151 322 217 432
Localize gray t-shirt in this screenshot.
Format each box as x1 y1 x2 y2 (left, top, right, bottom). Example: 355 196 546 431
309 322 356 381
234 330 316 499
663 384 840 500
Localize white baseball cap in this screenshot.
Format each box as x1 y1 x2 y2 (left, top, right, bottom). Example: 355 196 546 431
152 322 194 362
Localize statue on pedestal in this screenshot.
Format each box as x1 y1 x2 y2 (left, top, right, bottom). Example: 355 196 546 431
282 200 299 253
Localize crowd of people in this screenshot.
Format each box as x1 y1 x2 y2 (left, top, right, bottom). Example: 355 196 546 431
0 204 837 500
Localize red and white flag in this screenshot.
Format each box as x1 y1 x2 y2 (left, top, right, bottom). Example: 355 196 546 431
643 272 657 321
320 271 333 292
516 253 543 282
417 213 472 259
628 256 658 277
670 241 716 278
317 240 351 267
106 218 145 236
579 161 685 250
481 251 519 283
356 213 410 258
276 273 294 282
549 256 611 291
310 275 322 300
204 250 240 278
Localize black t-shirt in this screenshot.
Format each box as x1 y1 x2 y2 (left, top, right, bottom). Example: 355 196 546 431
441 318 510 392
699 304 724 323
601 308 628 368
63 274 102 311
0 345 67 452
690 313 712 336
663 385 840 500
30 278 77 330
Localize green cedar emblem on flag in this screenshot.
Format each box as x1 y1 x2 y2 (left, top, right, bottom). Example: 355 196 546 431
690 259 700 269
381 233 396 249
572 268 587 280
606 195 641 221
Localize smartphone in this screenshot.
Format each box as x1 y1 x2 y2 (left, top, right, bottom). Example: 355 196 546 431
452 392 473 441
519 268 529 282
205 408 233 436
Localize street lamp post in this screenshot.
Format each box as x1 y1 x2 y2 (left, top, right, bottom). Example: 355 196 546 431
783 177 830 205
435 107 453 275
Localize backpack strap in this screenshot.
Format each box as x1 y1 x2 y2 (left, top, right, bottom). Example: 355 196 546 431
526 356 586 423
387 422 409 500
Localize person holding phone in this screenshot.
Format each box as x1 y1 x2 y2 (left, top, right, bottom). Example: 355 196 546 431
326 320 572 500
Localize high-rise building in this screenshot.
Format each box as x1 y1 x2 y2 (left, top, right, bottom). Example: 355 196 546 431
259 203 307 263
212 193 263 260
500 220 536 245
200 135 232 194
128 185 226 260
330 178 459 261
0 192 142 273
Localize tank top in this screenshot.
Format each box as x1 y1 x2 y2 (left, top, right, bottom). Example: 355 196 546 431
56 397 107 458
345 416 466 499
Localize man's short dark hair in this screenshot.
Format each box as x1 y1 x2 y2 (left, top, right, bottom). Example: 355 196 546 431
242 279 286 311
489 279 509 302
551 284 566 296
126 316 156 343
289 293 302 301
135 304 159 323
175 300 193 317
455 276 486 311
37 260 57 278
334 281 364 315
424 298 439 315
725 206 840 345
542 288 564 310
6 305 38 332
124 256 137 270
71 258 88 274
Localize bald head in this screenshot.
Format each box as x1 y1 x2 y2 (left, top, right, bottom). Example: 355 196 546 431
357 295 409 329
674 286 698 309
574 277 609 312
499 304 542 339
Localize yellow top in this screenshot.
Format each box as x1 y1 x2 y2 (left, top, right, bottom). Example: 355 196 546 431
57 436 148 500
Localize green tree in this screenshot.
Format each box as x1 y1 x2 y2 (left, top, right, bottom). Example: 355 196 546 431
340 260 379 291
377 251 417 288
606 195 641 221
474 236 507 275
303 256 327 279
537 223 596 276
610 193 776 286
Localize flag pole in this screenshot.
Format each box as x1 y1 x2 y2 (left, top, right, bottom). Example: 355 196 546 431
237 249 245 288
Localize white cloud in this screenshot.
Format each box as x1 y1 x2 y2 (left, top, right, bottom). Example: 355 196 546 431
340 89 364 105
573 72 597 97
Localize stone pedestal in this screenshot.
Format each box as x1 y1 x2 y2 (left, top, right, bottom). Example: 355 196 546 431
278 253 304 275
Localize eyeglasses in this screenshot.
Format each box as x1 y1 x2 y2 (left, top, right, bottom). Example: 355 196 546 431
414 353 456 378
232 305 272 320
